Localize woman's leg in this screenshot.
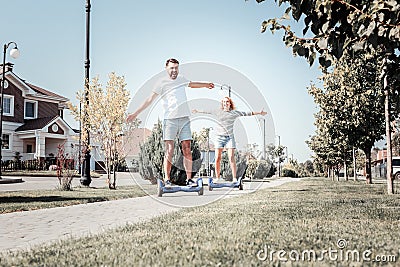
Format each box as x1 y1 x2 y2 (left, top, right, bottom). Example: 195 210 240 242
215 148 223 178
227 148 237 181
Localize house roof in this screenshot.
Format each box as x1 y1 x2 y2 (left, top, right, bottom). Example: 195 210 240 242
1 63 69 103
26 82 68 101
15 116 57 132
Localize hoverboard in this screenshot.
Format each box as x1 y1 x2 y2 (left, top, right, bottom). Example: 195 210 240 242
208 176 243 191
157 178 204 197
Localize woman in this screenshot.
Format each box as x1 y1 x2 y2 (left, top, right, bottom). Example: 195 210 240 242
193 97 267 182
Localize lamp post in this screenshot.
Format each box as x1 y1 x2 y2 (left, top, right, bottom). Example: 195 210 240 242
277 135 281 177
259 118 266 159
220 84 231 98
80 0 92 186
0 42 19 179
284 146 288 163
206 127 213 176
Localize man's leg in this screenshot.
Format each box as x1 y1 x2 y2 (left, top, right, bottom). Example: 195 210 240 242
181 140 192 180
227 148 237 182
164 140 174 182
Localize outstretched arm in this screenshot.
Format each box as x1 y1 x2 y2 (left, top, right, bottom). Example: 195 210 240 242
192 109 211 114
251 109 267 116
127 92 158 122
188 82 214 89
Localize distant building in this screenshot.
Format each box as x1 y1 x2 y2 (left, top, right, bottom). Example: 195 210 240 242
123 127 152 169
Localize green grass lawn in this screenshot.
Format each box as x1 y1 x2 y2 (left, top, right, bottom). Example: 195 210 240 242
1 178 400 266
0 184 157 214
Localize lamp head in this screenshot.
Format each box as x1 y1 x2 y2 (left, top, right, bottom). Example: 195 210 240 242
9 48 20 59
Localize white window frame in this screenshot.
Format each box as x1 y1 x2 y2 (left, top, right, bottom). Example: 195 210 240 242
1 133 11 150
2 95 14 117
24 100 38 119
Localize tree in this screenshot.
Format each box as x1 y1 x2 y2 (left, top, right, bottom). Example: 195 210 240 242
56 142 79 191
69 72 132 189
307 123 344 180
308 50 393 183
252 0 400 193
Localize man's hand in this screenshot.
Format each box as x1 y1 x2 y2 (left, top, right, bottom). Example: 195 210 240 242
207 83 215 89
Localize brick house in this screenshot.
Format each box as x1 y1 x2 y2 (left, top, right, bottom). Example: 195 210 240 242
0 63 78 164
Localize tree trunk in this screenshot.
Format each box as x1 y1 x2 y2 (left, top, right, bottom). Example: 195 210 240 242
112 162 117 189
344 154 348 181
353 147 357 181
106 158 112 189
365 150 372 184
384 69 394 194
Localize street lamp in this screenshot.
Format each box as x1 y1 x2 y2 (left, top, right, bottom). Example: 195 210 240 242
276 135 281 177
206 127 213 176
284 146 288 163
0 42 20 179
220 84 231 98
259 118 266 159
80 0 92 186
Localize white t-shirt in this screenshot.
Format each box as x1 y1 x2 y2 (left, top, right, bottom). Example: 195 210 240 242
153 74 190 119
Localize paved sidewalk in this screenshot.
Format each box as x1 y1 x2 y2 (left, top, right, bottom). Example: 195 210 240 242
0 175 300 252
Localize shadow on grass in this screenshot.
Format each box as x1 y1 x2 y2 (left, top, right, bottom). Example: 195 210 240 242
0 195 109 203
270 189 310 193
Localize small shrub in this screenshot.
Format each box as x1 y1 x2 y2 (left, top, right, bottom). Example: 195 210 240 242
281 167 298 177
245 159 275 179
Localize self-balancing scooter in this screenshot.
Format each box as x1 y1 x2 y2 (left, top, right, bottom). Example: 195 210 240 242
208 176 243 191
157 178 204 197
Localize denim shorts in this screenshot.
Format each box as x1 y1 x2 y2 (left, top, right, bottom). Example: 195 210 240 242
163 117 192 141
214 135 236 149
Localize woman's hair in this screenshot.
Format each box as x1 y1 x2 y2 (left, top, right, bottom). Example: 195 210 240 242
221 97 235 110
165 58 179 66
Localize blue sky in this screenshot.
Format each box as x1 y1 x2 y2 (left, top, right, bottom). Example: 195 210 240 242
2 0 321 162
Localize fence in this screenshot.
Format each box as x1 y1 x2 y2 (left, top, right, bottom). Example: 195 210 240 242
1 158 75 172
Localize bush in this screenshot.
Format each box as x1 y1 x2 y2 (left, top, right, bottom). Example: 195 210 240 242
245 159 275 179
281 167 298 177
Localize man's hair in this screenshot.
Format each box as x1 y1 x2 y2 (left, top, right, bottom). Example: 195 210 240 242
165 58 179 66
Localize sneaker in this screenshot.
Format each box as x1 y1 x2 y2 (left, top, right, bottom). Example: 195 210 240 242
164 180 172 188
186 179 197 187
213 178 221 183
232 178 238 183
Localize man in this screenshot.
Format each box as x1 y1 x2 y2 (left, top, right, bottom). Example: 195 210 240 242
127 58 214 187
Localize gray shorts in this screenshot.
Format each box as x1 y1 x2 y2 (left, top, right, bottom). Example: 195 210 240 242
163 117 192 141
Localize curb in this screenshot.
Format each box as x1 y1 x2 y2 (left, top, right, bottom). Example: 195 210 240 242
0 177 24 184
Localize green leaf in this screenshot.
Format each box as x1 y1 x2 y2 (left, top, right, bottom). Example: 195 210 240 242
322 21 330 33
281 7 291 20
389 26 400 40
352 41 365 51
317 37 328 49
309 51 316 67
